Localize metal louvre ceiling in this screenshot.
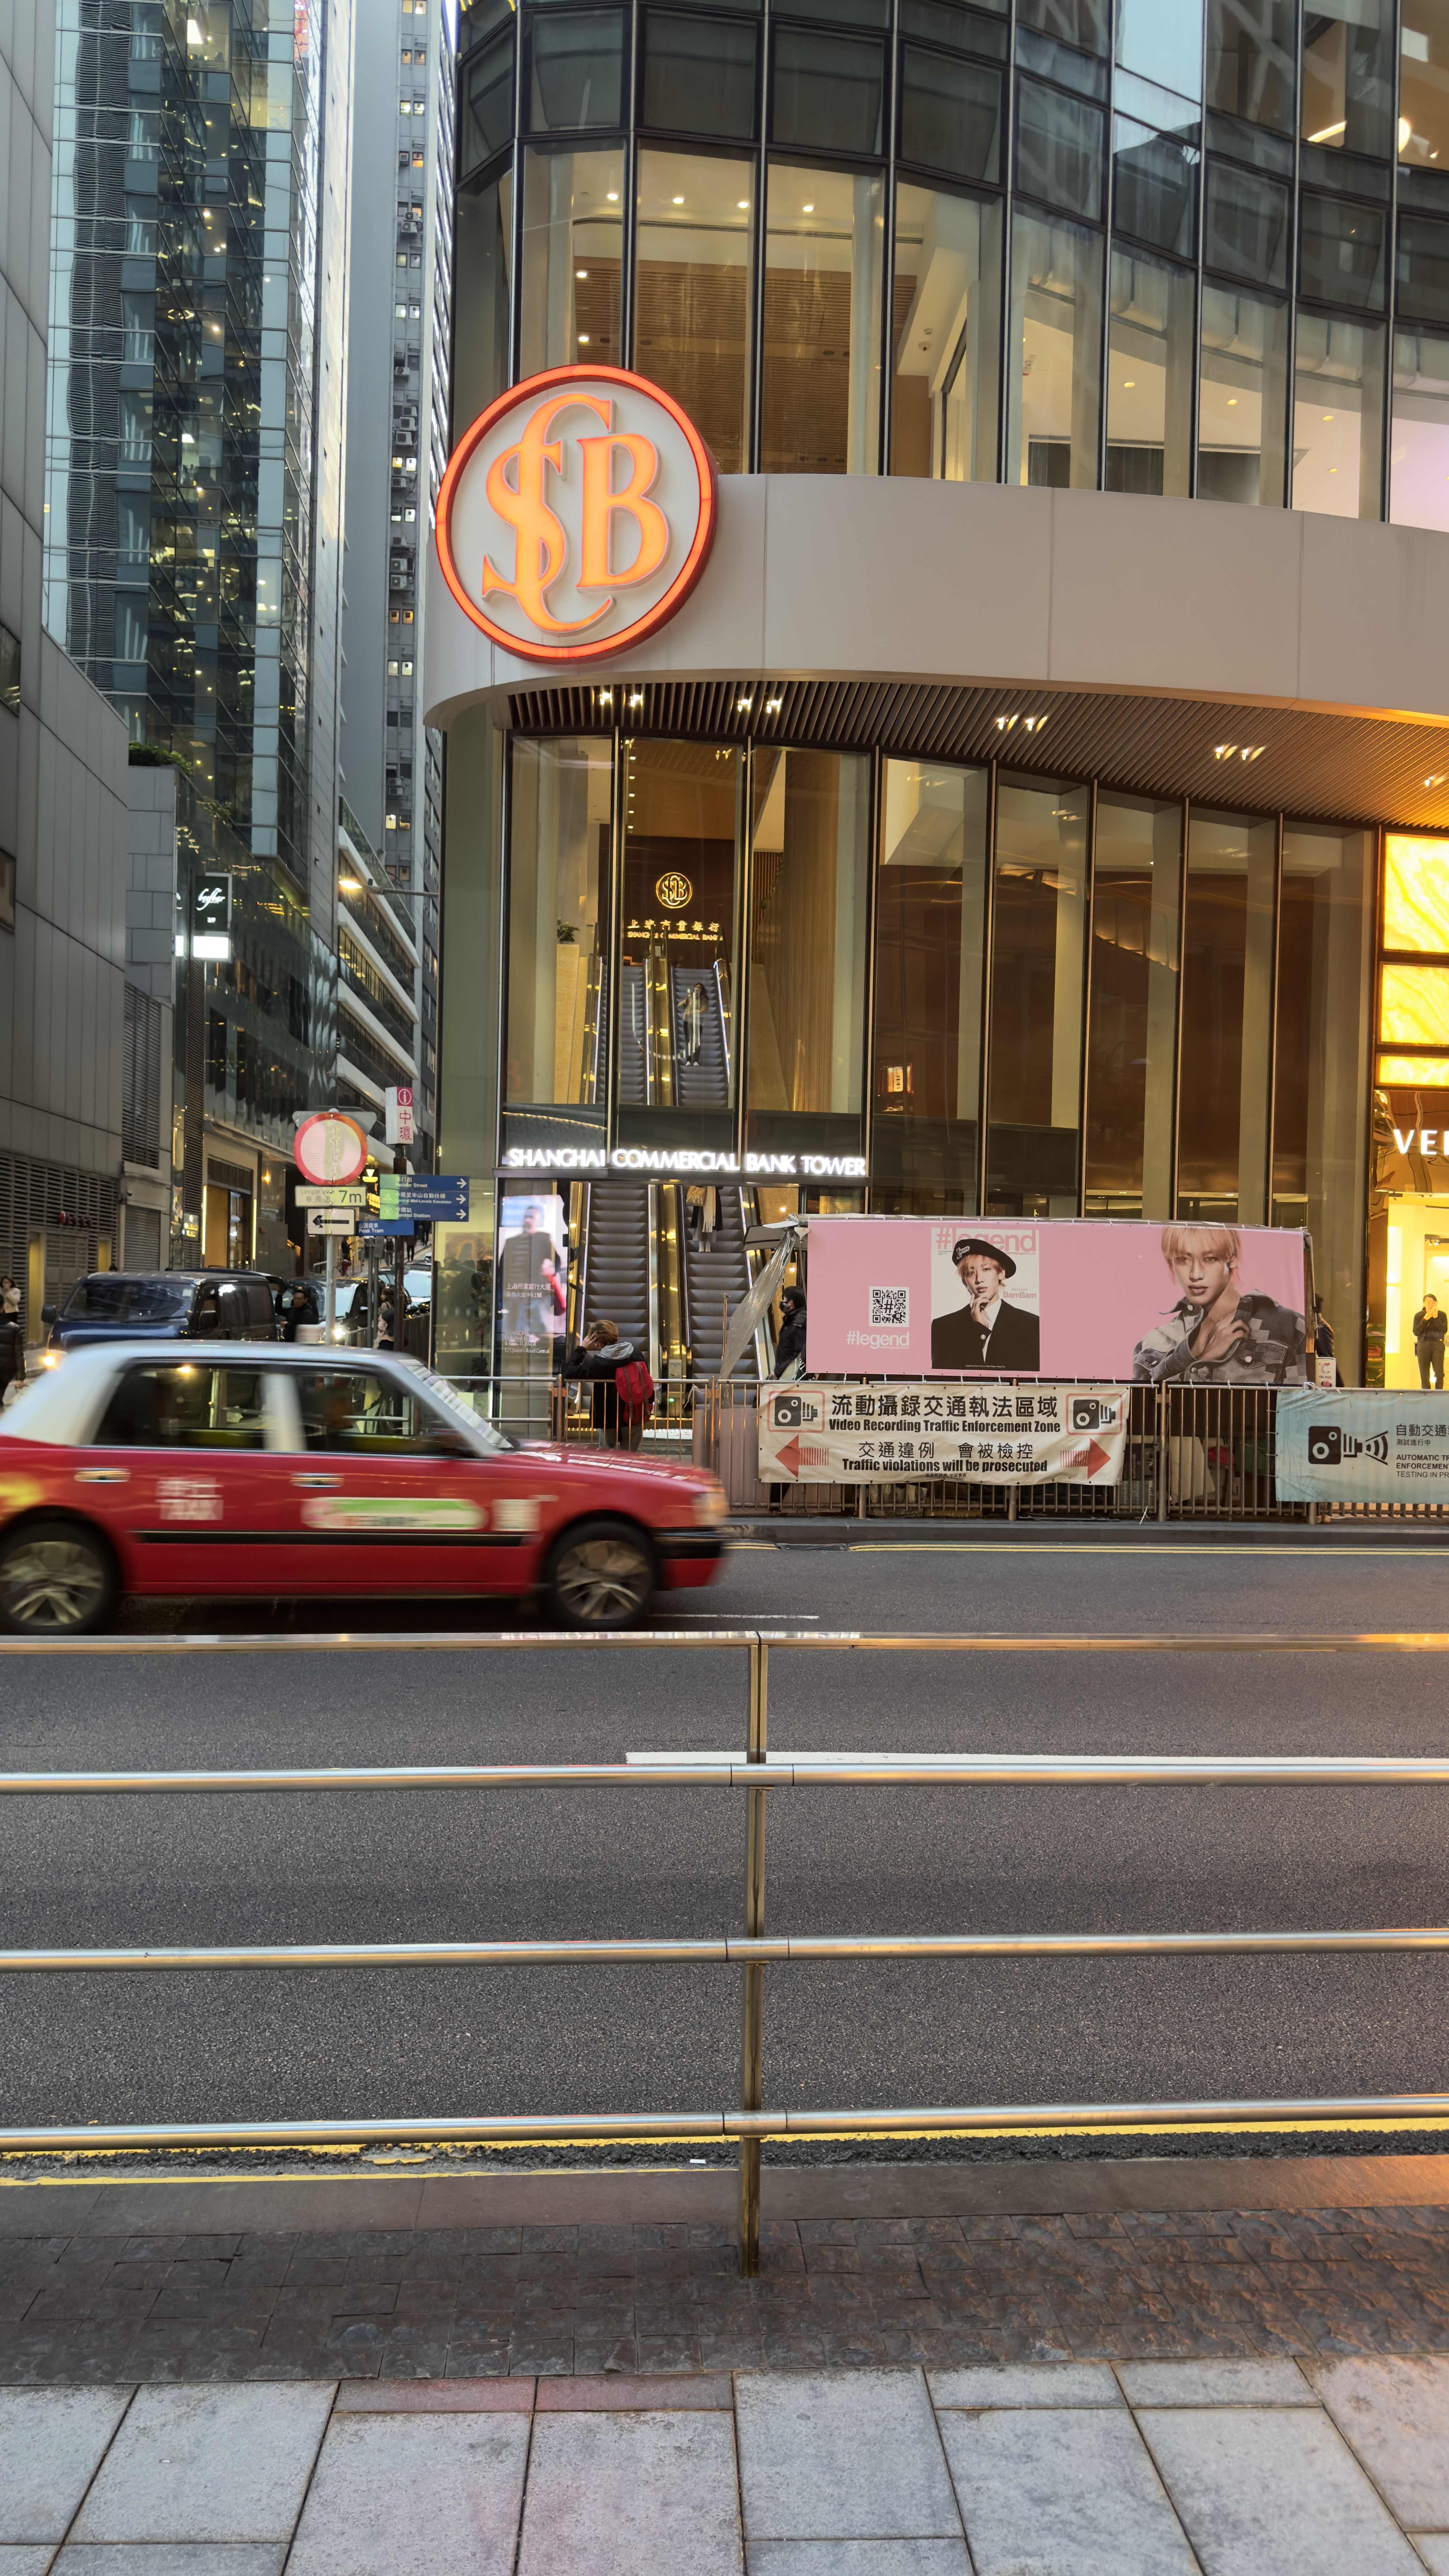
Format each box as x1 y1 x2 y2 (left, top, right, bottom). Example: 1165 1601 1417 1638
506 678 1449 832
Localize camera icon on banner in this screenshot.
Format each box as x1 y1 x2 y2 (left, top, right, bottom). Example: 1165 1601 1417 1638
1307 1426 1390 1467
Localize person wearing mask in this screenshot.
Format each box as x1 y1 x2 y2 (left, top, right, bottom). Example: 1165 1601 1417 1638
1414 1291 1447 1390
561 1318 650 1449
773 1286 807 1380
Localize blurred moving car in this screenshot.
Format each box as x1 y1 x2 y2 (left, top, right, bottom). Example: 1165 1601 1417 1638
0 1343 727 1633
42 1274 279 1363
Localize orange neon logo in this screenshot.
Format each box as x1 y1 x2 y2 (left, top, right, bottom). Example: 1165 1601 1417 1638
436 366 717 666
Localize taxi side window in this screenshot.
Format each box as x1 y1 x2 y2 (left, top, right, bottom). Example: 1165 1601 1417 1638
91 1365 269 1449
192 1286 222 1335
296 1369 462 1454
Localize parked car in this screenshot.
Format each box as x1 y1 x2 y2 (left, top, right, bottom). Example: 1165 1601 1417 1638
0 1342 728 1633
41 1274 279 1362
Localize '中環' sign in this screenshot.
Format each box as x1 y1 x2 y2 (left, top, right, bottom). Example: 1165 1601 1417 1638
759 1384 1128 1485
437 366 717 665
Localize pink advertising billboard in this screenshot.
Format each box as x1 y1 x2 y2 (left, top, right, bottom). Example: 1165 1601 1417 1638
805 1219 1310 1387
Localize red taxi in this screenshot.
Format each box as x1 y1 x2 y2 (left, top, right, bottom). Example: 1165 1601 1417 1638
0 1345 728 1634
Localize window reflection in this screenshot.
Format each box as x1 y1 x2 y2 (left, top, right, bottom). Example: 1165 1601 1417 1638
746 750 869 1140
620 742 741 1128
873 761 989 1205
1292 315 1385 518
762 165 884 473
899 46 1002 183
528 9 624 132
1016 77 1104 217
891 182 1000 478
506 740 611 1116
1302 0 1393 159
770 27 885 156
1111 118 1198 261
1116 0 1202 104
1198 281 1289 503
635 151 753 472
985 775 1089 1218
520 147 624 376
1401 3 1449 166
1107 247 1194 494
1017 0 1108 55
1205 0 1295 135
1085 795 1181 1220
452 173 511 439
641 12 757 139
1177 810 1275 1226
1008 209 1103 487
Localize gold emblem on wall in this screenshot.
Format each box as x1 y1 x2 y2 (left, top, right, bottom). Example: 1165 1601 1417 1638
656 872 693 911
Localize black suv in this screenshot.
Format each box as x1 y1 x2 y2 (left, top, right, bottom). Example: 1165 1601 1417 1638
43 1272 280 1354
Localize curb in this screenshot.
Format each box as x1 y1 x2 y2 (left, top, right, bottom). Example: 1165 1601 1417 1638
725 1518 1446 1547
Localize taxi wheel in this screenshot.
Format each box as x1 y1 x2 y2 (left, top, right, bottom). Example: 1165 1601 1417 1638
0 1518 117 1637
544 1517 656 1631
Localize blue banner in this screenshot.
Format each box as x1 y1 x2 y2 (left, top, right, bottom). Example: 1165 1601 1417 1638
1276 1391 1449 1502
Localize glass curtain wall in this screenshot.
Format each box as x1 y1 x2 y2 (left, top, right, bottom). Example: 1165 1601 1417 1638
762 165 885 472
505 739 612 1134
619 741 742 1141
985 774 1090 1214
1007 212 1103 487
1177 809 1277 1224
1084 794 1182 1217
1302 1 1394 158
1270 825 1373 1372
746 751 869 1147
452 174 511 439
635 151 754 473
891 184 1001 479
1401 2 1449 166
872 760 989 1206
1391 328 1449 532
1198 283 1291 503
1292 318 1386 518
520 147 625 376
1107 247 1194 494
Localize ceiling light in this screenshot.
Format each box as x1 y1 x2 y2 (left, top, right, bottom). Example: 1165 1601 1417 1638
339 874 363 892
765 697 781 713
672 195 684 205
1426 774 1448 787
737 697 753 712
576 267 587 278
802 202 814 212
607 191 619 201
578 334 590 344
1323 413 1334 422
1213 744 1265 762
737 200 749 210
1227 397 1238 407
599 689 612 702
629 691 643 706
1123 379 1135 388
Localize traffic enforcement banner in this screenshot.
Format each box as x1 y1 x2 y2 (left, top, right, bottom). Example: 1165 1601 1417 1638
1276 1391 1449 1503
757 1383 1129 1484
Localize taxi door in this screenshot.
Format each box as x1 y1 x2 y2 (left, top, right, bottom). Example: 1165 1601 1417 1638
270 1363 539 1596
76 1358 298 1593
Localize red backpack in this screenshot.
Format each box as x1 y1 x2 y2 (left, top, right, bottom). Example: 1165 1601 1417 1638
615 1356 655 1424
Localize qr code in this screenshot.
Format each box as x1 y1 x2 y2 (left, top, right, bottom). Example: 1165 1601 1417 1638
870 1286 909 1326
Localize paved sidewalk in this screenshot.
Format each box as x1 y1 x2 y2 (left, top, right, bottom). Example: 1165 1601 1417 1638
4 2355 1449 2573
1 2202 1447 2382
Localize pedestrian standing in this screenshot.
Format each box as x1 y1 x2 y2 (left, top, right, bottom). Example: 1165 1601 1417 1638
773 1286 807 1381
0 1301 22 1406
1414 1292 1447 1390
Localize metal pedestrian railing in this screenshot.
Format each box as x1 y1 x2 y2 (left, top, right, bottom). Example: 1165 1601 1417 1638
2 1628 1448 2272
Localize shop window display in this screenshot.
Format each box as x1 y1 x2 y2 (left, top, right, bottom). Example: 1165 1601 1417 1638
873 760 988 1202
761 164 884 473
891 182 1001 478
635 150 754 473
1177 809 1276 1225
519 146 624 378
1084 794 1181 1218
985 773 1089 1213
745 749 869 1150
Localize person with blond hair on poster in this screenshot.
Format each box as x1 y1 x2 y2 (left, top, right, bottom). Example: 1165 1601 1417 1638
1131 1224 1304 1387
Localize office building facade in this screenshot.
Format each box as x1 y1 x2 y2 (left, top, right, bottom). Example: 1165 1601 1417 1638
430 0 1449 1391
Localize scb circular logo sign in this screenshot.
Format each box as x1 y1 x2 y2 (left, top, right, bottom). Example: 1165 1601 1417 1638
436 366 718 666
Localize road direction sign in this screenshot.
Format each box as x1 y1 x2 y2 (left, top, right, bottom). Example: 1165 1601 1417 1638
295 1185 370 1208
307 1208 356 1237
359 1218 415 1238
378 1176 470 1218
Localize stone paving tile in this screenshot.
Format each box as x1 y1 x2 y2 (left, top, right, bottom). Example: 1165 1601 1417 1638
937 2407 1197 2576
0 2552 57 2575
1138 2404 1424 2576
746 2548 970 2572
517 2411 743 2576
0 2210 1442 2383
1302 2354 1449 2528
0 2390 134 2541
286 2413 529 2576
71 2387 333 2544
55 2552 285 2576
736 2369 960 2542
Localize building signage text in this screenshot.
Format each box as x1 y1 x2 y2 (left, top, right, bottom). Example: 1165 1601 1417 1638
500 1145 867 1181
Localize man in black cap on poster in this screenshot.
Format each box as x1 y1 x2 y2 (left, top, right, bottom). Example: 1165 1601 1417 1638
931 1237 1040 1370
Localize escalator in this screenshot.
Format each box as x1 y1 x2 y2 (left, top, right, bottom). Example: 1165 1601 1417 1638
670 964 755 1377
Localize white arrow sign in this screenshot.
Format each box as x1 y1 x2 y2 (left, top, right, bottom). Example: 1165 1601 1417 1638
307 1208 356 1236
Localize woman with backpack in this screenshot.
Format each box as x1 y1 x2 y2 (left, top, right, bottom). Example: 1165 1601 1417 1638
562 1319 654 1450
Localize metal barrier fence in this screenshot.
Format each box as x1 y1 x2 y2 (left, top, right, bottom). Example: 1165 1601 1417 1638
2 1628 1448 2270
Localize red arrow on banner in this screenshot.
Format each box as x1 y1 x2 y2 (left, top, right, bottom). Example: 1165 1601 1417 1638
774 1434 803 1478
1085 1439 1111 1478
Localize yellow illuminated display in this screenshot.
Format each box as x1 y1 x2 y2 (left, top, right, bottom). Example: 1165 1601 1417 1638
1380 1055 1449 1084
1384 835 1449 954
1380 962 1449 1049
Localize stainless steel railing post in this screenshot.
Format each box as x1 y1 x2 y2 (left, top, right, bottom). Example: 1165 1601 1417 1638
738 1632 769 2276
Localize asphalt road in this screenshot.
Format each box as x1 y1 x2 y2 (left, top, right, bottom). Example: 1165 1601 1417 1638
3 1536 1449 2135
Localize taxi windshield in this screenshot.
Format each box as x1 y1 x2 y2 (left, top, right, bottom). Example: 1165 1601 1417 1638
414 1368 514 1451
62 1277 193 1321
